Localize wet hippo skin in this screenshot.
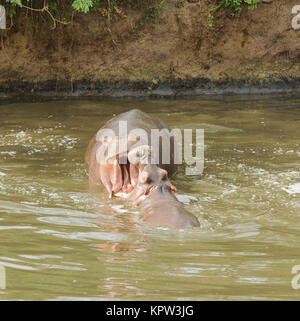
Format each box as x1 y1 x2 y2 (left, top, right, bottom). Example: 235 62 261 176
85 109 200 229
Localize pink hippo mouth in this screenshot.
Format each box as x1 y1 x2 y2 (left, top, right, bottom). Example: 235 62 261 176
97 144 152 198
98 154 139 197
112 154 140 195
97 143 176 201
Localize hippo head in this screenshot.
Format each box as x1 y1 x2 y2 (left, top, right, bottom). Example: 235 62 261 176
132 164 177 205
130 162 200 229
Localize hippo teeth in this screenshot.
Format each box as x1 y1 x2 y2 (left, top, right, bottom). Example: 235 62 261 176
112 157 139 196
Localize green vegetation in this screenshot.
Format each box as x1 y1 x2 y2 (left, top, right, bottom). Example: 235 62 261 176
218 0 261 14
205 0 261 27
4 0 262 16
206 0 261 15
3 0 132 15
139 0 168 26
2 0 262 29
3 0 128 28
2 0 170 29
71 0 94 13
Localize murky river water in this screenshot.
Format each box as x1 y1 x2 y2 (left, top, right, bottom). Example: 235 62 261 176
0 97 300 300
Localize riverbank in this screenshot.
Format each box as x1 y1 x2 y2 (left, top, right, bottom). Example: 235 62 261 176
0 0 299 98
1 78 300 100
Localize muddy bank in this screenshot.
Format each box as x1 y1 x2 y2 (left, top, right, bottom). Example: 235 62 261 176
0 0 299 98
1 78 300 99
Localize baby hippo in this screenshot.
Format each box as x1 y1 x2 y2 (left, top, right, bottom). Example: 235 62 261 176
132 164 200 229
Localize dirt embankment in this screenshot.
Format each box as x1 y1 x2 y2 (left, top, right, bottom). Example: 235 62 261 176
0 0 299 98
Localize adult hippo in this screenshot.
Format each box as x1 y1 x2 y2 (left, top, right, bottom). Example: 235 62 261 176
85 109 200 229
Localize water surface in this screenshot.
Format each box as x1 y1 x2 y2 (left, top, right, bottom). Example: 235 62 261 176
0 97 300 300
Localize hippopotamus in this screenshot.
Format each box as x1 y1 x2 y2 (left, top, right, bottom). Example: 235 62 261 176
85 109 200 229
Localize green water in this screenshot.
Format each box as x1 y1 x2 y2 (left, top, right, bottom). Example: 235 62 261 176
0 97 300 300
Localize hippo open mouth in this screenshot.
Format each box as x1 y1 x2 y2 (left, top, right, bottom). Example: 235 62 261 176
107 155 140 195
97 142 155 198
97 156 137 197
